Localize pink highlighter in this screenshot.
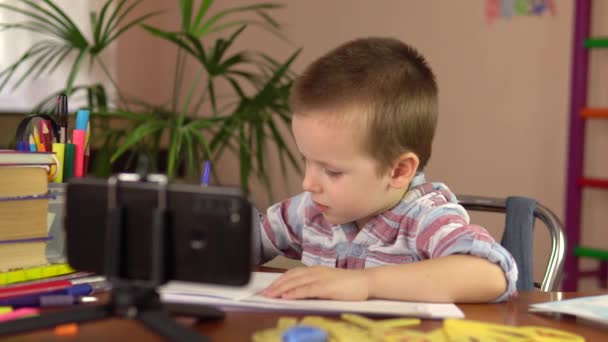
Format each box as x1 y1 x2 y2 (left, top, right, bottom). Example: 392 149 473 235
73 129 86 177
72 109 90 178
0 308 39 322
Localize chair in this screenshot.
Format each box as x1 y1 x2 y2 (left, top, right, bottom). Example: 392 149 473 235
457 195 566 292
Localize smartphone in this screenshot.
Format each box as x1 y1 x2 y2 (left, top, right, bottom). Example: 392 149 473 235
64 176 252 286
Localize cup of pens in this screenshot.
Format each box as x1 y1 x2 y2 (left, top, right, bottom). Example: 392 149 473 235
15 95 92 182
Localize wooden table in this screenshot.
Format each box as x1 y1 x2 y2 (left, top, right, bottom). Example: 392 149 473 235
2 291 607 341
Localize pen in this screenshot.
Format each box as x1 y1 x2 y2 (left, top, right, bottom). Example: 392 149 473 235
201 160 211 186
39 294 98 307
58 94 68 143
0 283 101 308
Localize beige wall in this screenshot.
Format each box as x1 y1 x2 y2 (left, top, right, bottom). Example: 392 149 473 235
115 1 608 284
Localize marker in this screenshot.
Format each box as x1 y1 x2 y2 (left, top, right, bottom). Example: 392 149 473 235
72 130 86 177
75 109 89 130
52 143 65 183
201 160 211 186
0 308 39 322
64 142 75 181
58 94 68 143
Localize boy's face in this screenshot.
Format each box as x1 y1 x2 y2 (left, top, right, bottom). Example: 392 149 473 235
292 111 404 228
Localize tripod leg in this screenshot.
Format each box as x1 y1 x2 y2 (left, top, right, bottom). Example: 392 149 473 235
138 309 207 342
0 305 109 336
163 303 225 321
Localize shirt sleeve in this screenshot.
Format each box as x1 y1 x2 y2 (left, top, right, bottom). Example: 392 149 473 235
253 192 310 265
414 201 519 302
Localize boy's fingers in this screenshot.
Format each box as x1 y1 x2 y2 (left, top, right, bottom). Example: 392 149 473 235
283 282 323 300
265 272 318 298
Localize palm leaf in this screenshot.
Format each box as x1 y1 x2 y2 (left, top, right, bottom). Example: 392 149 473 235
92 0 112 44
0 41 54 90
179 0 193 32
41 0 86 41
65 49 88 95
0 3 68 39
190 0 213 34
111 120 167 162
194 3 282 37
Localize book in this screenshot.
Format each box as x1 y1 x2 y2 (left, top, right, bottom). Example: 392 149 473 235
159 272 465 319
0 150 54 166
0 237 50 271
529 294 608 325
0 263 75 286
0 194 53 240
0 166 48 197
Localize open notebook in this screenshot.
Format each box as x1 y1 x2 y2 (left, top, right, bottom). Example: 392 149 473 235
529 294 608 325
159 272 464 319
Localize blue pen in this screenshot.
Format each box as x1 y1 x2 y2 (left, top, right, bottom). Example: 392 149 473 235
201 160 211 186
0 283 93 308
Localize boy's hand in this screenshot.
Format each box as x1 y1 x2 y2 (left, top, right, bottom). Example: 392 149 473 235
261 266 370 301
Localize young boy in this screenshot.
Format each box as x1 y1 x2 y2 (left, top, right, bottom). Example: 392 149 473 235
255 37 517 303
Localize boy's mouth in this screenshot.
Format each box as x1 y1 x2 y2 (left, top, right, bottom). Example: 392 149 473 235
313 202 329 212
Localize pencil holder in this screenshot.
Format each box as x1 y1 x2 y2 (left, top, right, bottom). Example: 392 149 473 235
14 113 61 146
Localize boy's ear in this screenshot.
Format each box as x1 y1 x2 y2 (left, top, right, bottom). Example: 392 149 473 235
388 152 419 189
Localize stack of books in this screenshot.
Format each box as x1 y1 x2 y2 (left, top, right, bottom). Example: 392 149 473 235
0 150 56 271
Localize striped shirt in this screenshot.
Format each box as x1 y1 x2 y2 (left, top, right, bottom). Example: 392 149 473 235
255 173 518 302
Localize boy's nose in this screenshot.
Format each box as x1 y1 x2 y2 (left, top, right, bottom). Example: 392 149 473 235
302 170 321 193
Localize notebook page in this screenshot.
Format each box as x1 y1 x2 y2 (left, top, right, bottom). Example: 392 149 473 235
160 272 464 319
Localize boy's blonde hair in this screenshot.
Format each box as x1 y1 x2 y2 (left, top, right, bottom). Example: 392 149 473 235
290 37 438 172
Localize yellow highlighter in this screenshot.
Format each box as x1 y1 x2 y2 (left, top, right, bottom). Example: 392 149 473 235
52 143 65 183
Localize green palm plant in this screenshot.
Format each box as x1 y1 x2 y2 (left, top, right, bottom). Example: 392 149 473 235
0 0 302 196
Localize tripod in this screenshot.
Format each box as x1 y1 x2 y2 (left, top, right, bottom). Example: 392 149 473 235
0 174 224 341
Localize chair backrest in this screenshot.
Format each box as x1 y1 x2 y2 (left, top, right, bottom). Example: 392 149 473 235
457 195 566 292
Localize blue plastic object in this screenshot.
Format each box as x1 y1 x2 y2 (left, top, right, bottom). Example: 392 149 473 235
75 109 89 130
282 325 328 342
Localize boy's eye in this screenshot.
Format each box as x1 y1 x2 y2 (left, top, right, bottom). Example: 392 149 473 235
324 169 343 178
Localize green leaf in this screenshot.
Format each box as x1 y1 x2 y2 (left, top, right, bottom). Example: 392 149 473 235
102 11 162 52
179 66 204 124
191 0 213 35
0 20 62 37
238 126 251 189
100 0 129 43
110 120 167 162
142 25 197 56
65 49 88 95
93 0 113 44
194 3 282 37
0 3 67 38
0 41 52 90
167 123 183 178
48 45 73 74
188 125 212 159
41 0 86 40
182 128 197 176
